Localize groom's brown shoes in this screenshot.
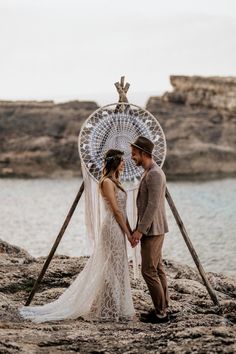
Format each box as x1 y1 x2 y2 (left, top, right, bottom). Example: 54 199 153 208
140 312 170 324
140 309 156 318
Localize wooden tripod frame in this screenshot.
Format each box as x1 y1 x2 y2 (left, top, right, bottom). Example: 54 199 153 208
25 76 219 307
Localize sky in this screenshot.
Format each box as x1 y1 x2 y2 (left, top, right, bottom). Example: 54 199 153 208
0 0 236 105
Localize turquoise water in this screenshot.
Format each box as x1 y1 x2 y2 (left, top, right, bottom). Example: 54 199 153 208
0 178 235 276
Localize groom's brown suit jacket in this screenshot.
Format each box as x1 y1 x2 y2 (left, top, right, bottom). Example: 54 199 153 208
136 162 169 236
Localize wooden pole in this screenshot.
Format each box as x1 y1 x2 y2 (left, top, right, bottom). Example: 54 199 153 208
25 75 128 306
165 187 220 306
114 76 219 306
25 182 85 306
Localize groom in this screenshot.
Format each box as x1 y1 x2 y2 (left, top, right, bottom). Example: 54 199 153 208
130 136 169 324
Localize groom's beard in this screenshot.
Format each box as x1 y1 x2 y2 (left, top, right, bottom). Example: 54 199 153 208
136 161 142 167
132 158 142 167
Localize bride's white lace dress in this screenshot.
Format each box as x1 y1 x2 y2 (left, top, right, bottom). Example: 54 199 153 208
20 186 135 323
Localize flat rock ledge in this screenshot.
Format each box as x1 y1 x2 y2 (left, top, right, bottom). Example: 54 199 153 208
0 239 235 353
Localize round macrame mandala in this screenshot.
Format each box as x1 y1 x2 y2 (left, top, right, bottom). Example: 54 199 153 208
78 103 166 189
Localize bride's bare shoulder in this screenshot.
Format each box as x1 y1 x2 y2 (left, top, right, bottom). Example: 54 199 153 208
100 178 115 193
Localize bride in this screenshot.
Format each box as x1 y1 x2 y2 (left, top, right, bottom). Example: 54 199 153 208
20 149 135 322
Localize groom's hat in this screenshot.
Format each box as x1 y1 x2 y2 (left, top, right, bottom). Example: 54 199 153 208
130 136 154 156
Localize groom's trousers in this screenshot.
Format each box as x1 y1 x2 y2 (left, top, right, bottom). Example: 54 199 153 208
141 234 169 315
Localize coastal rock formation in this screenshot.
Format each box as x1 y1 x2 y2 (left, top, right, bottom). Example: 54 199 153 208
0 239 235 353
166 76 236 112
0 76 236 179
0 100 98 178
147 76 236 179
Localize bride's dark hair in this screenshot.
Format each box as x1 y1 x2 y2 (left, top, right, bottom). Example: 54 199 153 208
99 149 126 193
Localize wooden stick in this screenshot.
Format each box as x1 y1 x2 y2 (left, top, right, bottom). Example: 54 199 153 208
120 76 125 88
114 82 129 103
25 182 85 306
124 82 130 93
165 186 220 306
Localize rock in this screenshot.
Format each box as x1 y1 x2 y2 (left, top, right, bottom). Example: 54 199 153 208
1 76 236 180
147 76 236 179
0 239 235 353
0 100 98 178
168 76 236 112
0 238 34 263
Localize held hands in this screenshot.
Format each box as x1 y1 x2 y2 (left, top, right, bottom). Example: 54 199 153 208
128 230 142 248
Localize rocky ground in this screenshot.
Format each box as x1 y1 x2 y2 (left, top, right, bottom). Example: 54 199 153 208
0 239 235 353
0 75 236 180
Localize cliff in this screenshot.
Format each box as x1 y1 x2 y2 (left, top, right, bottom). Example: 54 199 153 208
0 100 98 178
147 76 236 179
0 76 236 179
0 239 235 353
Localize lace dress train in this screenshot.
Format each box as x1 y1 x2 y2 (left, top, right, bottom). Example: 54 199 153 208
19 188 135 323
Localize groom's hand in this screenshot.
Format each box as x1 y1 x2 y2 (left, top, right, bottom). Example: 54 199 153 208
132 230 142 247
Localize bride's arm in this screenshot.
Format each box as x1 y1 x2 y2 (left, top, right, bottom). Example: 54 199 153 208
101 179 132 240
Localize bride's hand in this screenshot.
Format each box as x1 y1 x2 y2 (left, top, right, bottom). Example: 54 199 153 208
128 234 137 248
127 234 133 246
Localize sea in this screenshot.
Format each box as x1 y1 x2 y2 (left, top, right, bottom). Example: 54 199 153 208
1 178 235 277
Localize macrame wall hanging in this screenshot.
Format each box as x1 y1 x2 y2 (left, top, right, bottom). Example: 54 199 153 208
79 102 166 187
25 77 220 308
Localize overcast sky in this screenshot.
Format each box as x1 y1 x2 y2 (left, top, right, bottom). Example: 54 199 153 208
0 0 236 105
